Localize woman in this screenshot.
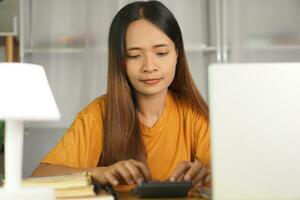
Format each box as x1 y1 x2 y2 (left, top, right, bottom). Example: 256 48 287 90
32 1 210 190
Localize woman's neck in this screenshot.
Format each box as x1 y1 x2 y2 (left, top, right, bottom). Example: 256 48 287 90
136 90 168 128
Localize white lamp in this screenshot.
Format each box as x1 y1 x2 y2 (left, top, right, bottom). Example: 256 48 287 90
0 63 60 200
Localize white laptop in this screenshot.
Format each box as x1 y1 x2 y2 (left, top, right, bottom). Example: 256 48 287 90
208 63 300 200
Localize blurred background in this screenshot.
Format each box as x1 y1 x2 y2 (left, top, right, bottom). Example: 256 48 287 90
0 0 300 178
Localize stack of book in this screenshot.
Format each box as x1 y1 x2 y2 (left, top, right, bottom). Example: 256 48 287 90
21 172 114 200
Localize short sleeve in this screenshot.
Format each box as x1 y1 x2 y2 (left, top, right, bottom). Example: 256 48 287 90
194 115 211 167
41 113 103 168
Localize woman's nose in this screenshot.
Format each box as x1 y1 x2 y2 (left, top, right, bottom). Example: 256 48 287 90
142 54 158 73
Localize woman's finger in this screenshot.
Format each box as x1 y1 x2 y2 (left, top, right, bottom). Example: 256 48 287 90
125 160 146 184
104 169 119 186
132 159 151 181
184 159 203 181
191 167 208 187
204 171 211 184
115 162 135 185
177 173 185 182
192 170 206 185
170 161 191 182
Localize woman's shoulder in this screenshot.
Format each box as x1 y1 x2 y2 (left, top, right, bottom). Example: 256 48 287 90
77 94 107 120
168 91 208 122
168 91 190 111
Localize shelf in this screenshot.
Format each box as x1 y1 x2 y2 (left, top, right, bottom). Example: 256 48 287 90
24 47 107 54
245 45 300 51
0 17 18 37
185 44 217 52
24 45 218 54
0 32 17 37
245 38 300 50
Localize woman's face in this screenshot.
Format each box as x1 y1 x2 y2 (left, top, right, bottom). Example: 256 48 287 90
125 19 177 97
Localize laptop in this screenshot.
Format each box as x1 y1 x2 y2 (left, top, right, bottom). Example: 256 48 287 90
208 63 300 200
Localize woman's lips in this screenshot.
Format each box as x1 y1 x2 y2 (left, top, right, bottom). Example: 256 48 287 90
141 78 161 84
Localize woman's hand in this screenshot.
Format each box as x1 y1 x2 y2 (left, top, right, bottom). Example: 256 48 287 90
92 159 150 186
169 159 210 187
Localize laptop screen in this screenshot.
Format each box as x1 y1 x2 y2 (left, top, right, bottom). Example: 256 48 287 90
208 63 300 200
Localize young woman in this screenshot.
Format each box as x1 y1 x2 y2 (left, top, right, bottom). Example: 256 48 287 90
32 1 211 191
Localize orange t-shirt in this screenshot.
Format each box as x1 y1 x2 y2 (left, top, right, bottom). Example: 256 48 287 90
42 91 210 189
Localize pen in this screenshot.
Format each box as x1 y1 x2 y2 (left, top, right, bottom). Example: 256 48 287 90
104 185 119 200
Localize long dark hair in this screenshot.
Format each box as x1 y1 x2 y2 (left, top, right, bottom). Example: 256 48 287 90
100 1 208 166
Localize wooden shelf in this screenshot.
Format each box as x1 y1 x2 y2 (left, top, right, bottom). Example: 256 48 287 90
0 35 18 62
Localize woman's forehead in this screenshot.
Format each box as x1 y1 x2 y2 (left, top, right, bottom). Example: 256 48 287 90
125 19 175 49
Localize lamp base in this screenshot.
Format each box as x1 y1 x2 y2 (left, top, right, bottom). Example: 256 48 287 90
0 187 55 200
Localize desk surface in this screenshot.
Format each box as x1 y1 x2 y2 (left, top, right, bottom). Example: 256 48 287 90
119 192 206 200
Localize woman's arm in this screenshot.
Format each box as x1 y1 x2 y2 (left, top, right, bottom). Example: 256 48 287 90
31 159 150 186
32 163 110 185
31 163 97 177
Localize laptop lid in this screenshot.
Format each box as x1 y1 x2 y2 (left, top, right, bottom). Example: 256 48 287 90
208 63 300 200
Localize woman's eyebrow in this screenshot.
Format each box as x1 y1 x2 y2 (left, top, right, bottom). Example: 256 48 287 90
153 44 170 48
126 44 170 51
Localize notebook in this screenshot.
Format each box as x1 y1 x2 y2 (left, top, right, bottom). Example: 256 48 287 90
19 172 113 200
208 63 300 200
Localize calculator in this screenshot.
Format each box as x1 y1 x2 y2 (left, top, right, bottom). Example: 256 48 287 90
132 181 193 198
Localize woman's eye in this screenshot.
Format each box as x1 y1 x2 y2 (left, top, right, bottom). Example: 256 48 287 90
127 55 141 59
157 52 169 56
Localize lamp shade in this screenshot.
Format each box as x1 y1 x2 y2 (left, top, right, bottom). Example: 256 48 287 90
0 63 60 120
0 63 59 200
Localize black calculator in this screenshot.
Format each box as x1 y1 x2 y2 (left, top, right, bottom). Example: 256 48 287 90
132 181 193 198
